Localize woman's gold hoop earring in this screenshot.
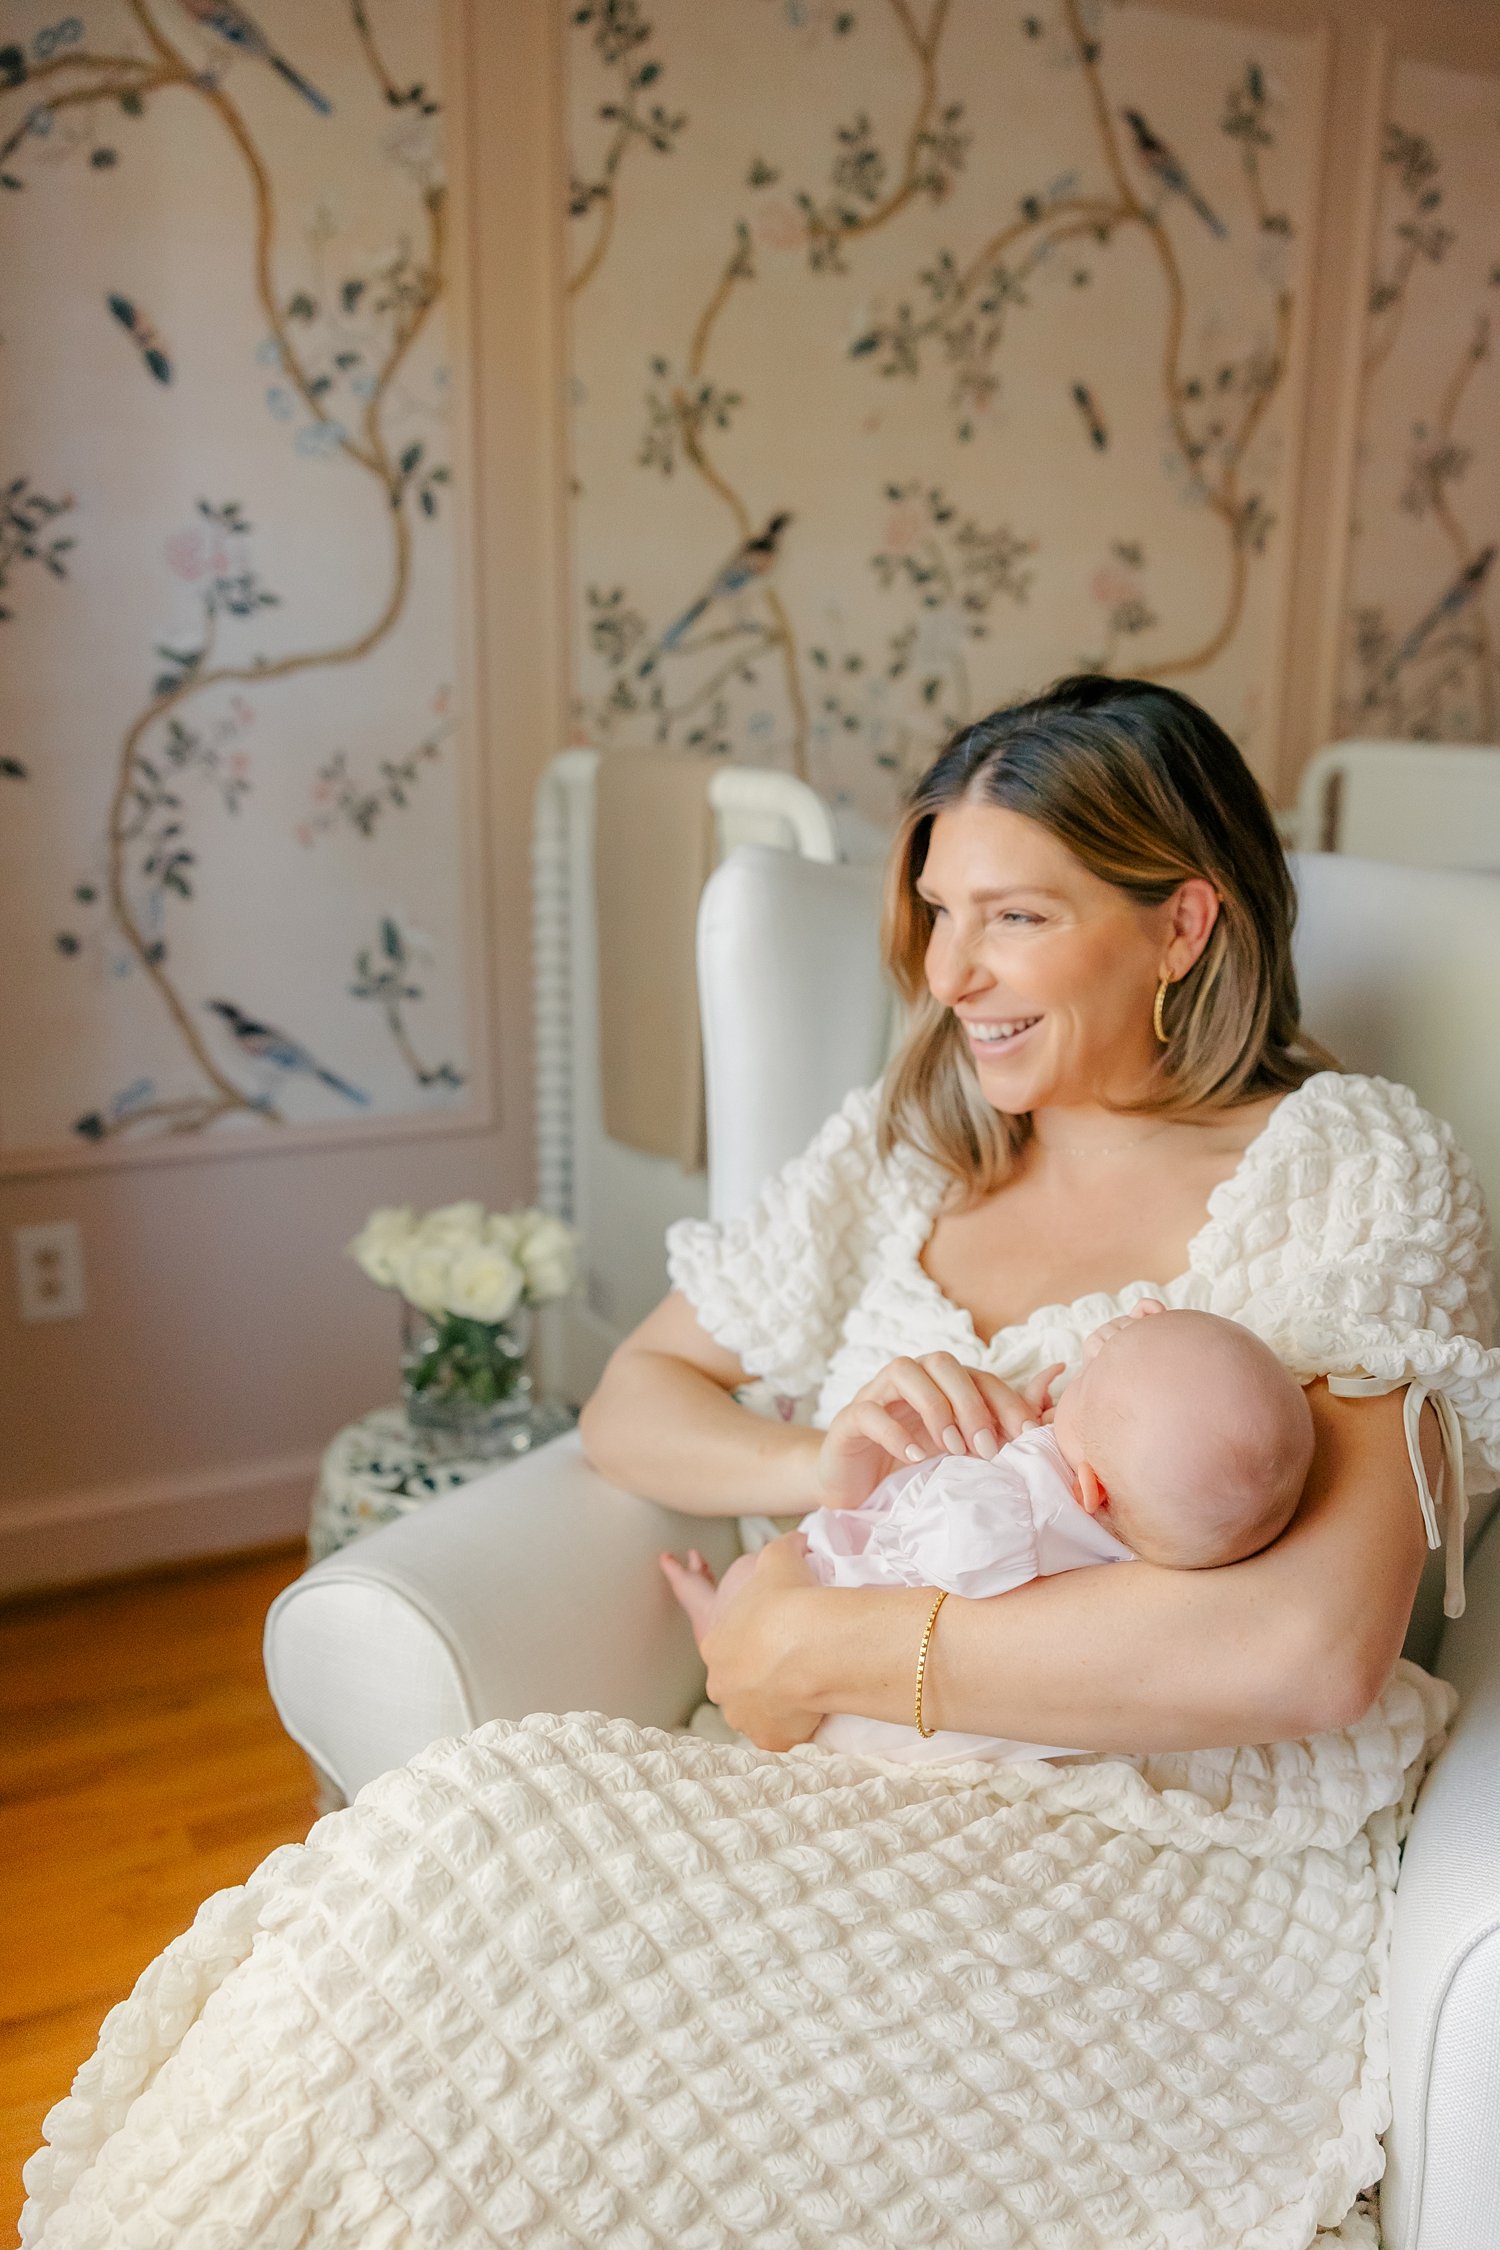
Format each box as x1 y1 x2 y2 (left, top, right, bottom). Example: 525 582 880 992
1153 978 1171 1046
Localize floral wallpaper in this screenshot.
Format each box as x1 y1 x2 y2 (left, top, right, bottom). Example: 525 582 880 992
0 0 474 1160
565 0 1326 821
1340 56 1500 743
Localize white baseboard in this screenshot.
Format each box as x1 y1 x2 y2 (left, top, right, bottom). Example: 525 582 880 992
0 1449 323 1598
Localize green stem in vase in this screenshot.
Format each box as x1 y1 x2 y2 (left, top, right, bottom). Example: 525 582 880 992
405 1310 528 1406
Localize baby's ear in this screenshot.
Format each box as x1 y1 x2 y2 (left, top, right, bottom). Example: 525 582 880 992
1074 1459 1110 1516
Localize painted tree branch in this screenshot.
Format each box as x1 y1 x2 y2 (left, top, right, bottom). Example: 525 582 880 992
1365 127 1451 383
652 0 961 779
851 0 1292 686
11 0 449 1139
567 5 682 298
1412 317 1495 737
350 1 403 108
850 0 953 237
0 64 178 170
569 120 628 298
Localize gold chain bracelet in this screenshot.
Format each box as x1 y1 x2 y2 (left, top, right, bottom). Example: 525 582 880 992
914 1588 949 1737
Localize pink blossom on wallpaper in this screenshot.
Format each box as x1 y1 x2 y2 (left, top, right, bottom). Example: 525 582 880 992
1091 564 1141 610
756 202 810 252
163 524 231 582
882 503 927 556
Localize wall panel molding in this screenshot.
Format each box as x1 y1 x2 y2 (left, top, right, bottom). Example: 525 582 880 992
1283 17 1391 786
0 1 498 1175
0 0 567 1587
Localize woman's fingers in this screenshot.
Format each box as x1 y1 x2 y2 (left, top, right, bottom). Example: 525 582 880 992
700 1532 823 1748
827 1353 1071 1486
863 1354 991 1457
871 1353 1028 1456
852 1397 928 1463
913 1352 1014 1455
966 1366 1047 1442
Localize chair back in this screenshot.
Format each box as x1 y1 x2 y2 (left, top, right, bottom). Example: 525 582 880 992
699 843 1500 1263
699 850 892 1220
532 753 842 1403
1289 851 1500 1221
1291 739 1500 871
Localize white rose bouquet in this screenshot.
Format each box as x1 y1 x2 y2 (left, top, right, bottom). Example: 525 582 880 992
349 1201 579 1432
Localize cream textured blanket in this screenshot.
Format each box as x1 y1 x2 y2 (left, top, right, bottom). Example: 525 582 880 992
24 1665 1454 2250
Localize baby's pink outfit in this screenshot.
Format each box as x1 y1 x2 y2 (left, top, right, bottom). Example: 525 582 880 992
803 1423 1134 1766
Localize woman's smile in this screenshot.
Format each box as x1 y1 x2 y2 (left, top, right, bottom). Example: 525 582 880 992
961 1014 1042 1059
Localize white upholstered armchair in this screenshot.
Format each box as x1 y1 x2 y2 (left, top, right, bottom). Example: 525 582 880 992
266 847 1500 2250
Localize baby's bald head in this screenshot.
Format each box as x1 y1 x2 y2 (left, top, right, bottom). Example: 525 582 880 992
1053 1308 1313 1569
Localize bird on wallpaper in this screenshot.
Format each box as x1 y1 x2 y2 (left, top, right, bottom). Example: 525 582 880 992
207 1000 370 1106
636 512 794 677
1070 381 1108 451
1121 110 1226 239
1379 544 1497 689
177 0 333 114
107 295 173 385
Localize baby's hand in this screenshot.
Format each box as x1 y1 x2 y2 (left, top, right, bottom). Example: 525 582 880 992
1081 1299 1164 1363
1028 1363 1065 1420
659 1549 721 1648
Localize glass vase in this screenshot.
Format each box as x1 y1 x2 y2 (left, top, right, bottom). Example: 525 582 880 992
399 1300 535 1458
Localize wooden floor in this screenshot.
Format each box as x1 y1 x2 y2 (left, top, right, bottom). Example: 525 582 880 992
0 1544 317 2239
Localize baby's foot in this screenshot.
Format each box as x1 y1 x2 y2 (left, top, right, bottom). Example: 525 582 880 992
659 1549 719 1644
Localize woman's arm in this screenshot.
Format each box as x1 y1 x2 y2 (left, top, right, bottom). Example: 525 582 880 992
703 1383 1437 1750
582 1310 1058 1522
578 1291 824 1517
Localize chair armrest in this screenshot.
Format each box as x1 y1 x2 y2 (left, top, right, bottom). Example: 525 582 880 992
1381 1507 1500 2250
263 1431 740 1802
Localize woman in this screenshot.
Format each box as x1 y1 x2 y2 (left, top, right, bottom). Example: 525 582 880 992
581 673 1490 1753
28 679 1497 2249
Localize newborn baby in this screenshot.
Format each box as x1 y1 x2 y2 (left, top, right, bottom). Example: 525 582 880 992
662 1302 1314 1766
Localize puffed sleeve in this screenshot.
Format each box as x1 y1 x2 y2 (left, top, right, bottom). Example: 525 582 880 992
1236 1074 1500 1498
664 1080 888 1400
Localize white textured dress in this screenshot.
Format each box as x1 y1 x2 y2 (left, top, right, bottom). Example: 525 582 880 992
667 1070 1500 1591
25 1082 1500 2249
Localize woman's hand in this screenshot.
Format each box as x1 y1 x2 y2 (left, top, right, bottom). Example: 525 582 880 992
699 1532 826 1750
815 1351 1064 1510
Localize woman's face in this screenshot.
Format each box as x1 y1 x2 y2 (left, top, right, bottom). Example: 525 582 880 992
917 801 1184 1113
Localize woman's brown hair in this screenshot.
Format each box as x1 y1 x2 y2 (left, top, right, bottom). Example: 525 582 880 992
878 674 1329 1201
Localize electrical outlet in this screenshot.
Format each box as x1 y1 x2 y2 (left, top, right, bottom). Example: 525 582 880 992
13 1222 87 1322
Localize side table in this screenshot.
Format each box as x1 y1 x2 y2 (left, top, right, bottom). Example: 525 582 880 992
308 1398 579 1564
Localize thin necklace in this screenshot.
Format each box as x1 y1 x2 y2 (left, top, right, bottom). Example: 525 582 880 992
1036 1121 1177 1160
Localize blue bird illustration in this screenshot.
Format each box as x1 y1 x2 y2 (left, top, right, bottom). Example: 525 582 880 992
637 512 793 677
208 999 369 1106
1380 545 1497 689
1122 110 1226 239
178 0 333 114
107 295 173 384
